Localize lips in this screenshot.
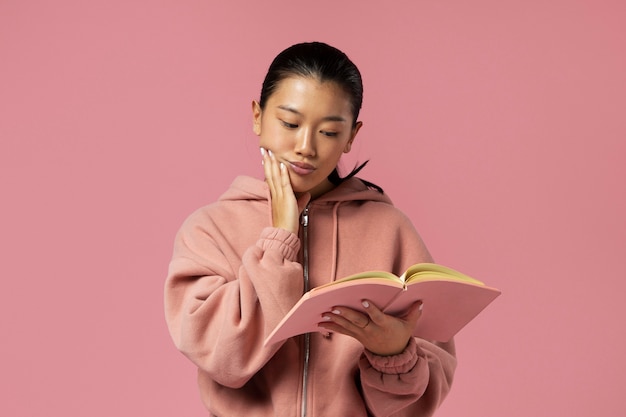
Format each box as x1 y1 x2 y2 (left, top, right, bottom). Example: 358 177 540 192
288 161 316 175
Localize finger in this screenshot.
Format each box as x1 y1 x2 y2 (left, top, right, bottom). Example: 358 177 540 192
269 151 282 182
263 149 281 197
403 300 424 327
326 307 371 330
318 314 363 337
261 148 274 188
270 152 288 202
360 300 385 326
279 161 292 193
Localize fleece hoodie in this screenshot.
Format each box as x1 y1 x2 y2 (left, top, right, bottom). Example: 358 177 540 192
164 176 456 417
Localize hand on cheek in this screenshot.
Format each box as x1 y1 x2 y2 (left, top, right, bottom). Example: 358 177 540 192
261 147 309 234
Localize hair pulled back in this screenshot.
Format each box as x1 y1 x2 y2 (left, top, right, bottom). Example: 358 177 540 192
259 42 363 125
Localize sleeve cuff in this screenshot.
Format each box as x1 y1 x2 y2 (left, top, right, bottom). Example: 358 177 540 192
257 227 301 261
364 337 421 374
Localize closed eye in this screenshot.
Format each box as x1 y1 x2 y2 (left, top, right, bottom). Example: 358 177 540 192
280 120 298 129
320 130 338 137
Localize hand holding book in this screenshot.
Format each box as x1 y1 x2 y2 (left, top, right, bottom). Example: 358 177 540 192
318 297 427 356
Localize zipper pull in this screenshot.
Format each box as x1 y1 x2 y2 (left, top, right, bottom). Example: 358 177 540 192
301 207 309 227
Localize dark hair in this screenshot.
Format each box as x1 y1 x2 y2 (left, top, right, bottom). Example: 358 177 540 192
259 42 382 193
259 42 363 125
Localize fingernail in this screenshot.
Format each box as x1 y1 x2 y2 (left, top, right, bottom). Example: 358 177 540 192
280 162 285 170
419 302 424 311
321 315 332 321
362 301 370 308
260 147 265 156
268 149 273 157
332 309 341 315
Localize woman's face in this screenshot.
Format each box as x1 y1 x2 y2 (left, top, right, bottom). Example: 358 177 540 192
252 76 362 198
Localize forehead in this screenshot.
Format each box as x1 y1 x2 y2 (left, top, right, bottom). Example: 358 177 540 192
269 76 353 117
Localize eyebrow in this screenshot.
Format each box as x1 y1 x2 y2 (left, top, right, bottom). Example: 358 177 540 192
276 105 347 123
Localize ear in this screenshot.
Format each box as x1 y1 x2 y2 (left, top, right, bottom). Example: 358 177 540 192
251 100 262 136
343 121 363 153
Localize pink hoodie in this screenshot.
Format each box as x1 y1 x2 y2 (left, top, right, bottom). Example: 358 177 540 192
165 176 456 417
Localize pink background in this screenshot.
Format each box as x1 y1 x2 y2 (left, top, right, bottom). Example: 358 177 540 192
1 0 624 415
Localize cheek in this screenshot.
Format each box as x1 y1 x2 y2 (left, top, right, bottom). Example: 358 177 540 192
258 126 287 149
320 141 350 162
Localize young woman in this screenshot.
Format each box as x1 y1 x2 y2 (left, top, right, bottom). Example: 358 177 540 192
165 42 456 416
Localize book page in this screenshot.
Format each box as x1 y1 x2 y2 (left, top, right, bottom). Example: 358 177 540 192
310 270 402 292
404 263 485 285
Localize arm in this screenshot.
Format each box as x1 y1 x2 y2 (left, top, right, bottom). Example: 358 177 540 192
165 149 308 388
164 211 303 388
319 206 457 416
319 300 456 416
359 213 457 416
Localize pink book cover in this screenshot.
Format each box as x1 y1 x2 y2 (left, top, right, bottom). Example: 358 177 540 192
264 264 501 346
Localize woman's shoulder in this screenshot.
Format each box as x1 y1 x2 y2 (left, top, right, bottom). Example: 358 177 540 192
178 176 268 230
360 199 416 227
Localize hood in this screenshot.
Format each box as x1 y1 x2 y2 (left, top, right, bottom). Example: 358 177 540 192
219 175 393 206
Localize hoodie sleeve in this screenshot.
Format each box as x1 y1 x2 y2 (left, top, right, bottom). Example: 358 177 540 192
164 207 304 388
356 208 457 417
359 338 456 417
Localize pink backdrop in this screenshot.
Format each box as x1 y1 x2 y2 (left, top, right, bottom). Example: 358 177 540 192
1 0 624 415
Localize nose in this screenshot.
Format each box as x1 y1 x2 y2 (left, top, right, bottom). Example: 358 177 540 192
294 127 316 157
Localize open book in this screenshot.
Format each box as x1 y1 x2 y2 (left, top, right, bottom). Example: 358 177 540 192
264 263 501 346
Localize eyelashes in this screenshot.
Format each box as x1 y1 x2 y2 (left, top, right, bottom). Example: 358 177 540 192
280 120 298 129
279 120 339 137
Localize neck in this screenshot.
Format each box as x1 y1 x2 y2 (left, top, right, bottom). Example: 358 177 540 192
298 178 336 200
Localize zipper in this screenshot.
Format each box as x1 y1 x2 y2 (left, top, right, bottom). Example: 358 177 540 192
300 205 310 417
